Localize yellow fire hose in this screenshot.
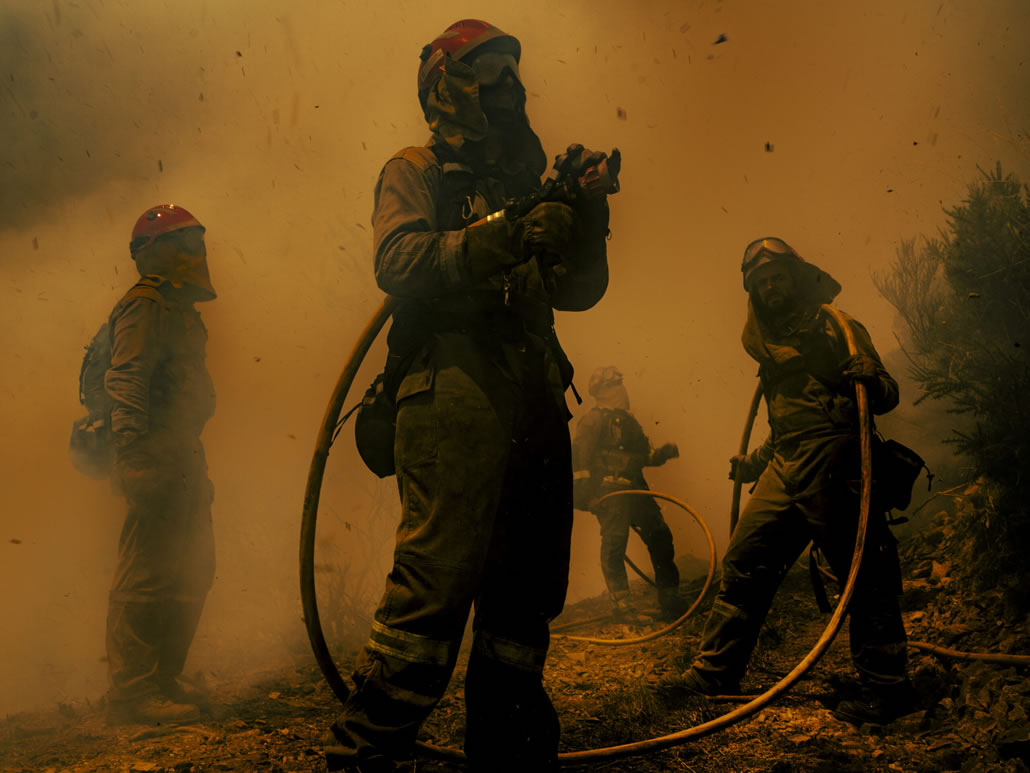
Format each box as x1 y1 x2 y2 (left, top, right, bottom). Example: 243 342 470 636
300 296 398 706
729 382 764 539
551 490 717 646
810 551 1030 666
300 300 876 764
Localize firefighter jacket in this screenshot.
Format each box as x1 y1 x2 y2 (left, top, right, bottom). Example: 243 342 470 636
104 276 216 451
372 140 610 410
740 299 899 492
572 407 660 509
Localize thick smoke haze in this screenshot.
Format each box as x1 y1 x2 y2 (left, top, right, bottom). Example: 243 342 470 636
2 0 1028 716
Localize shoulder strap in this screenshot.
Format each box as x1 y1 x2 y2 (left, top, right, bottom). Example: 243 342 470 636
124 276 170 305
391 145 440 171
760 307 848 394
78 322 110 406
387 143 477 231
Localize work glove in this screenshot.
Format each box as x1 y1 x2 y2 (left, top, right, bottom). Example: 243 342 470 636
521 201 578 266
559 144 612 238
462 215 526 282
728 453 763 484
842 354 880 385
561 143 609 177
650 443 679 466
841 353 891 406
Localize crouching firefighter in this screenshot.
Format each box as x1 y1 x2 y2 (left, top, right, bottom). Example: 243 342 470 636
679 237 916 725
572 366 687 622
324 19 613 773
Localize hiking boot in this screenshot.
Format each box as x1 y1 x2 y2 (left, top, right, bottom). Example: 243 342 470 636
325 746 399 773
679 667 739 697
609 590 652 625
657 588 690 622
107 694 201 725
160 674 211 707
833 680 917 725
322 724 400 773
324 749 394 772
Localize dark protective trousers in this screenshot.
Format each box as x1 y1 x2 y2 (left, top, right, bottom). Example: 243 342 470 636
691 443 907 691
593 492 679 593
107 439 215 704
329 333 573 771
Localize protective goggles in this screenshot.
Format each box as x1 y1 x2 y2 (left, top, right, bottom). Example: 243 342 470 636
742 237 800 268
469 51 522 88
592 366 623 388
741 237 801 290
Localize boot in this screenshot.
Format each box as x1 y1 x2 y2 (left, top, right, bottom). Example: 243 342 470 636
833 679 917 725
657 587 690 622
160 673 211 708
678 666 740 698
324 748 397 773
107 693 201 725
322 727 399 773
609 590 652 625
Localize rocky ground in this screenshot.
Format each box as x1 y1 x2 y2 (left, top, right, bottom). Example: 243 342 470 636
2 484 1028 773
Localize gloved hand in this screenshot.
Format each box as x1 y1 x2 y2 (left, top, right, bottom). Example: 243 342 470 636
728 453 762 484
651 442 679 466
462 215 526 282
559 145 612 239
520 201 578 265
842 354 880 385
562 143 609 177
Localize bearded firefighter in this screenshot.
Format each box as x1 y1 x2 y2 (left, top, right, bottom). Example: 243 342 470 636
679 237 915 725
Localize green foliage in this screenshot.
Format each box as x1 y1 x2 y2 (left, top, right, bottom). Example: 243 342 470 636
874 163 1030 541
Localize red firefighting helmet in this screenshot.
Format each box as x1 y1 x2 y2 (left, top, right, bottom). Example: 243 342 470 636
417 19 521 112
129 204 204 256
588 365 624 397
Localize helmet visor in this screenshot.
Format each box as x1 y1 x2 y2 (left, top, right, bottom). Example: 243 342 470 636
743 237 799 269
469 51 521 87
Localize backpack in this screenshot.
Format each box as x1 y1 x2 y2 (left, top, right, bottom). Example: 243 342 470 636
69 322 115 479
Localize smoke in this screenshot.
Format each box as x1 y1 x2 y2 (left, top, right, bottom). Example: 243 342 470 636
1 0 1029 716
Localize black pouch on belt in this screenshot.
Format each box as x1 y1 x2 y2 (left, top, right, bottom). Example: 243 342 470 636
873 437 929 512
354 371 398 478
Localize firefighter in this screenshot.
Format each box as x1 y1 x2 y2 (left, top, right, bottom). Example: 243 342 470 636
679 237 915 725
572 366 687 621
323 19 611 773
104 204 217 724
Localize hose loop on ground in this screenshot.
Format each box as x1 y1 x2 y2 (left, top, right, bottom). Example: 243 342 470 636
552 490 716 646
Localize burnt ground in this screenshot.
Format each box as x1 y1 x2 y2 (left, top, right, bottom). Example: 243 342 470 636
3 484 1029 773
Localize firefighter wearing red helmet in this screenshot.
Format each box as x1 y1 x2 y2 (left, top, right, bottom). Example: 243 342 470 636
103 204 217 724
324 19 612 773
572 366 687 623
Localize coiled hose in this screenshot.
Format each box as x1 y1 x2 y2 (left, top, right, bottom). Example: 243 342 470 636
551 489 717 646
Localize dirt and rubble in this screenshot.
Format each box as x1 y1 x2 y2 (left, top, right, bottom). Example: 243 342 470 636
2 484 1028 773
